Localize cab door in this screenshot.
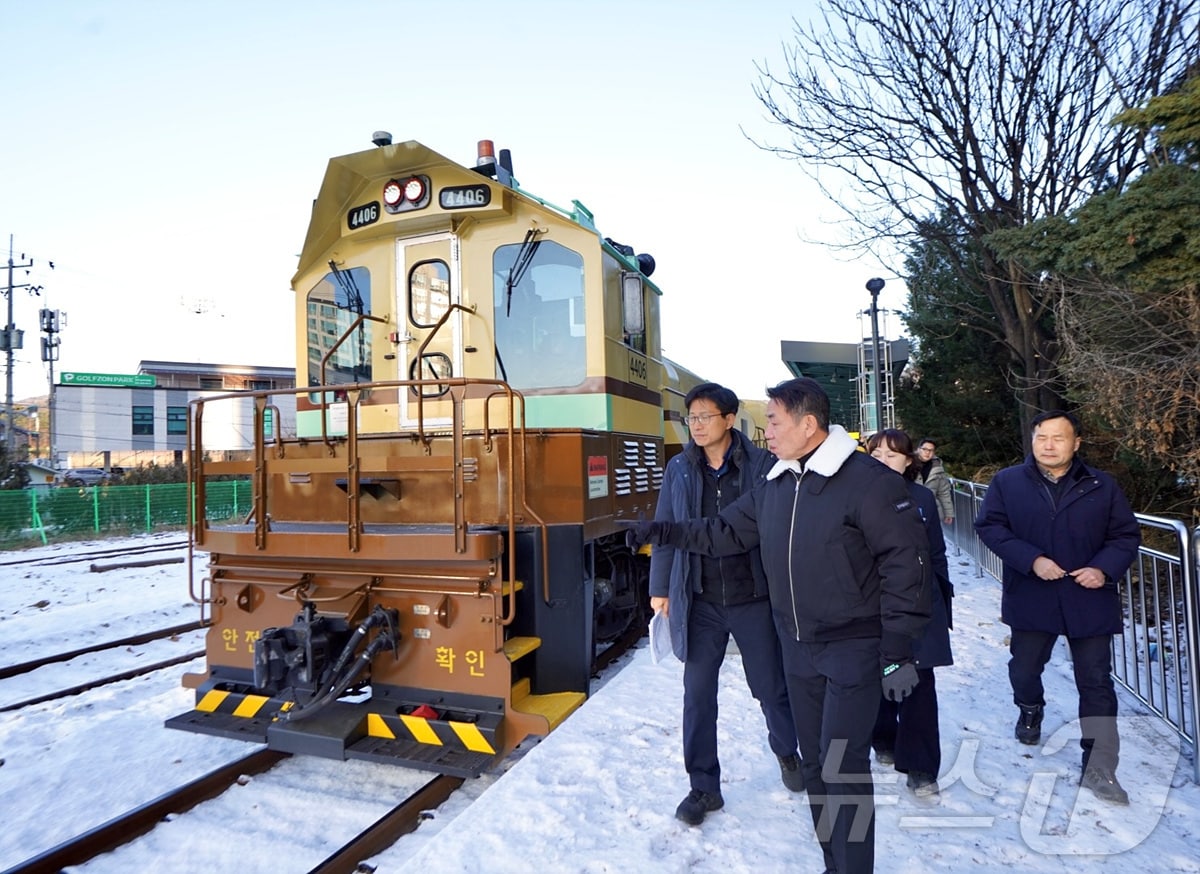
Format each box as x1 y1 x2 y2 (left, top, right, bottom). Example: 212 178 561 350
397 232 461 429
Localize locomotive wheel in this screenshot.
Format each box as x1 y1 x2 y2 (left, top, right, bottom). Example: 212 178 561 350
593 545 647 644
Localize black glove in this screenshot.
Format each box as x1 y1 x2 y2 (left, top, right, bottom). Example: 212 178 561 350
619 518 673 551
881 661 919 702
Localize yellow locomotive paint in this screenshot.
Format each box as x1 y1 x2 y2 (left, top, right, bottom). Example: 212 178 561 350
197 689 230 712
449 721 494 754
367 712 395 739
366 711 498 755
232 693 271 718
399 713 443 745
510 690 587 731
502 636 540 661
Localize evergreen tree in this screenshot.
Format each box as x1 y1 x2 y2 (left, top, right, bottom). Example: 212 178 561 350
896 216 1021 476
1 443 30 490
989 77 1200 516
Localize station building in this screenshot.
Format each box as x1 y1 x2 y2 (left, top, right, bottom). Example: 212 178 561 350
780 337 909 436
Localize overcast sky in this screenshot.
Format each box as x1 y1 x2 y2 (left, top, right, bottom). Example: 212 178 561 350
0 0 908 405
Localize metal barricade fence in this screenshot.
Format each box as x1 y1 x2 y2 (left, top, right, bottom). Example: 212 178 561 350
949 477 1200 783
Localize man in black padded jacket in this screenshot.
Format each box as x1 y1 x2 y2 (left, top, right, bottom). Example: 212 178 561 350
627 378 930 874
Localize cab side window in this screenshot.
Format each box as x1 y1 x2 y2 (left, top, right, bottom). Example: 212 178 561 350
493 240 585 389
621 272 646 353
305 265 372 394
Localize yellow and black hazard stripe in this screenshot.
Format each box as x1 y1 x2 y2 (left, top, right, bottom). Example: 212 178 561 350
366 711 499 755
195 688 293 719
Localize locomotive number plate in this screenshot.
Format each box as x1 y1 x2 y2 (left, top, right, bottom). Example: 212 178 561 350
627 351 649 386
439 185 491 209
347 201 380 230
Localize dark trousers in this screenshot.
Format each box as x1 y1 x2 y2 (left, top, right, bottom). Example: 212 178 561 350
872 667 941 778
779 633 880 874
682 598 798 795
1009 629 1120 771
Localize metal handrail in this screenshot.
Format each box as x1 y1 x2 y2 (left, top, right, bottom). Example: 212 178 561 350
949 476 1199 782
318 313 391 453
188 376 544 626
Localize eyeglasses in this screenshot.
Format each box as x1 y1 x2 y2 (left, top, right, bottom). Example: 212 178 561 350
684 412 727 426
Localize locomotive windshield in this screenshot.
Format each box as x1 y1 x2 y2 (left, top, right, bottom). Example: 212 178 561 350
493 240 585 389
305 265 373 390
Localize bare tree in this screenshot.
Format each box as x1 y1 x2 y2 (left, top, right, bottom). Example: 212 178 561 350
1056 277 1200 517
754 0 1199 437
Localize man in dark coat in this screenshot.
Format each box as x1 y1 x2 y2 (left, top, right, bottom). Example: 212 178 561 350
629 378 931 874
648 383 802 827
975 410 1140 805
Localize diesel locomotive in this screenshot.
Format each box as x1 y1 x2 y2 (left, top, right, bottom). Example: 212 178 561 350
167 134 764 777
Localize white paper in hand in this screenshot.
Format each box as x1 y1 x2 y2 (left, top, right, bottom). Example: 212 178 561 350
648 610 674 665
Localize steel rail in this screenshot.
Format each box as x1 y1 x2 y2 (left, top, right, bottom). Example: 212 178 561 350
0 619 208 680
306 775 464 874
0 539 189 568
0 649 205 713
0 749 288 874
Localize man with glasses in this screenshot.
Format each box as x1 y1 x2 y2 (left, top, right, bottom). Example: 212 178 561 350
628 378 930 872
648 382 803 826
915 439 954 525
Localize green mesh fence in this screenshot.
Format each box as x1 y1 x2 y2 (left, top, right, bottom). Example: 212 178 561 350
0 480 252 548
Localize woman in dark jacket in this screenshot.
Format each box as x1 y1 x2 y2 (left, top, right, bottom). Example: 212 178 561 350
866 429 953 797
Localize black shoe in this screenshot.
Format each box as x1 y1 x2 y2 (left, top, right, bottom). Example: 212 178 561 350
1081 765 1130 805
906 771 940 797
874 747 895 766
778 754 806 792
675 789 724 825
1015 704 1044 745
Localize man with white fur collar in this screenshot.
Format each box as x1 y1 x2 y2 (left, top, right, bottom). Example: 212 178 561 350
625 377 930 874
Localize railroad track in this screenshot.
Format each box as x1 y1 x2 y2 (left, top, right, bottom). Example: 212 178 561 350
595 610 650 674
307 775 464 874
2 749 289 874
0 619 208 681
2 750 461 874
1 613 649 872
0 648 206 713
1 538 190 569
0 618 209 713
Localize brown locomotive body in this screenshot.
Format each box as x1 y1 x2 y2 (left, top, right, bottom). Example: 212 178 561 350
167 136 757 776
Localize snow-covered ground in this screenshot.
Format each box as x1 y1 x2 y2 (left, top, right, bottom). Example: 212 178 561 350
1 532 1197 873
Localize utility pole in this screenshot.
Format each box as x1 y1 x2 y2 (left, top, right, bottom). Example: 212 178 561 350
40 307 62 466
3 235 34 454
865 277 886 433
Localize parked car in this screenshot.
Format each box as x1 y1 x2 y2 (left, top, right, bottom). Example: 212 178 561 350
60 468 112 487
